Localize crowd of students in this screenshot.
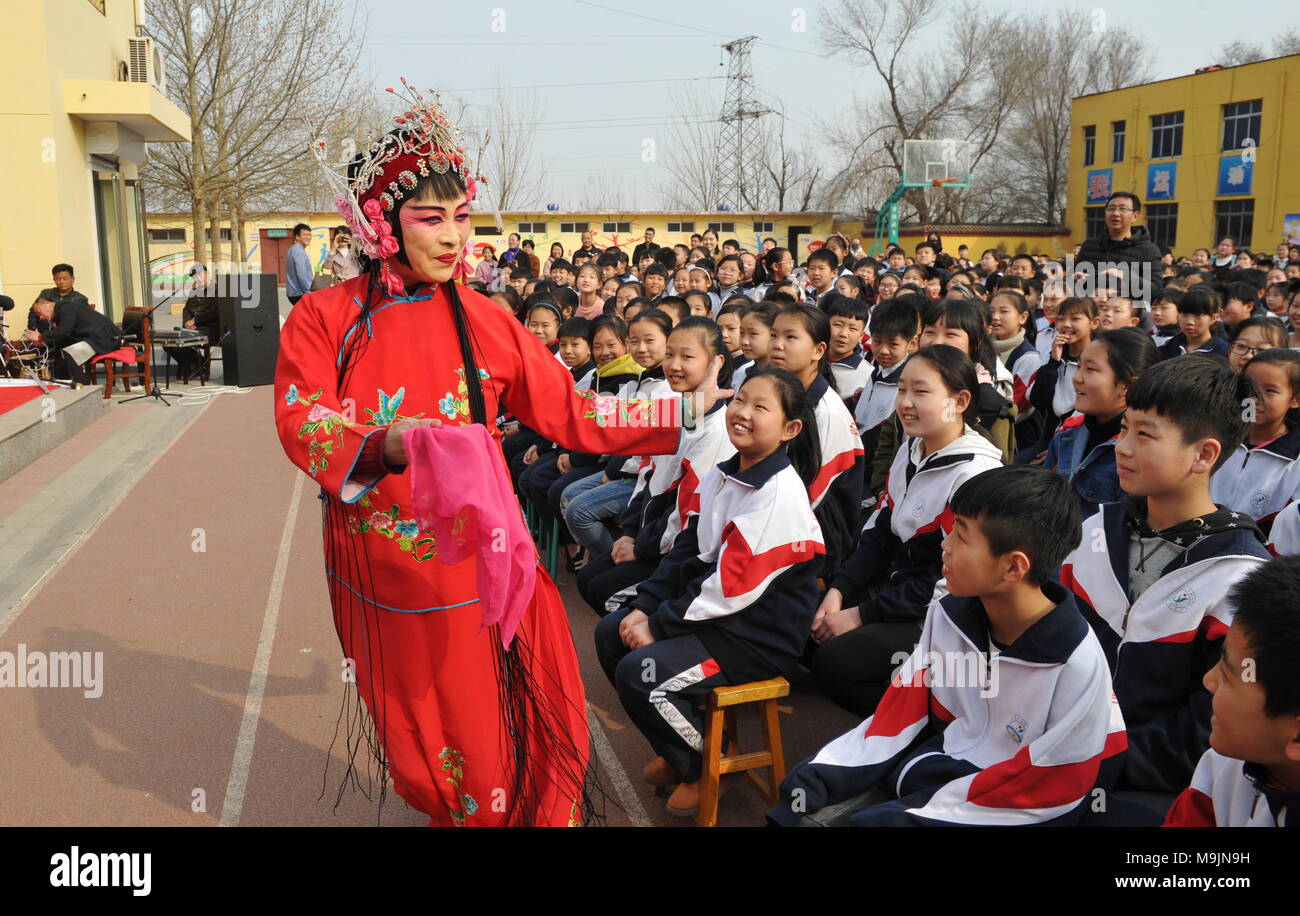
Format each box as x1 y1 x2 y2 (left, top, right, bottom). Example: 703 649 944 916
466 201 1300 827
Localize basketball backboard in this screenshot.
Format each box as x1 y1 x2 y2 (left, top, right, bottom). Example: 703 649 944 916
902 139 973 189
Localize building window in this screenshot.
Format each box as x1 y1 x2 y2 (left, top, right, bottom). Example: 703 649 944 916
1150 112 1184 159
602 221 631 233
1082 125 1096 167
1214 199 1254 248
1111 121 1125 163
148 228 186 242
202 228 233 242
517 222 546 234
667 221 695 233
753 221 774 233
1222 99 1262 152
1084 206 1105 240
707 221 736 233
1145 203 1178 251
560 221 590 233
474 226 498 236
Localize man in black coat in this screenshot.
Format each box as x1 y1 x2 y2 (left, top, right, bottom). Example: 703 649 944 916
1073 191 1164 303
28 263 90 334
631 226 660 267
24 294 123 383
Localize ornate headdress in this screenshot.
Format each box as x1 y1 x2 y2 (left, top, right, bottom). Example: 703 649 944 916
307 79 490 297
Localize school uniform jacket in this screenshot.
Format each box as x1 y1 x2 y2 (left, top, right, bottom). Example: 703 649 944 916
1267 502 1300 556
830 350 872 404
1027 352 1079 440
1164 749 1299 827
606 366 673 480
830 427 1005 622
630 449 826 677
808 375 866 577
1003 338 1043 420
619 401 735 561
1209 424 1300 529
767 582 1127 826
1158 333 1230 361
1058 500 1269 792
853 361 904 469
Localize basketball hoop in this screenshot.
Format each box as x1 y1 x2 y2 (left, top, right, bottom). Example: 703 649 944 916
930 177 959 188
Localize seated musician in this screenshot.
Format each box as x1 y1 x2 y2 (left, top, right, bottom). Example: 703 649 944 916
163 266 221 382
23 293 123 384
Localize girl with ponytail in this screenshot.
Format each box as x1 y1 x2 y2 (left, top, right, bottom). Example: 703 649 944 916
594 365 826 818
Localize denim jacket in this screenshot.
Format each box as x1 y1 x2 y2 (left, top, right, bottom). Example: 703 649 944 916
1045 414 1122 516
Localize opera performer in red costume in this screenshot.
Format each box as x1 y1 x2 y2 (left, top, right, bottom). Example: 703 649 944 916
274 82 729 826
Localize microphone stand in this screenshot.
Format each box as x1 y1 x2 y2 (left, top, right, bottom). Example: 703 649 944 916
120 296 184 406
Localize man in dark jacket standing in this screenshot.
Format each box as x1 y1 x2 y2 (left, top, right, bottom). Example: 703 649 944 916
23 293 122 383
1074 191 1163 303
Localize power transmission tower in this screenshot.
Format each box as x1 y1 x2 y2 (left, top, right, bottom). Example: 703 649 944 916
716 36 770 211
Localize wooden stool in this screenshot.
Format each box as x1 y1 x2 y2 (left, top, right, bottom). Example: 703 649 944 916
696 677 789 827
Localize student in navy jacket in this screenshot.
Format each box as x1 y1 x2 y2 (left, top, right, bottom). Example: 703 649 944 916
1057 357 1268 815
594 367 825 819
769 466 1126 826
1043 328 1158 517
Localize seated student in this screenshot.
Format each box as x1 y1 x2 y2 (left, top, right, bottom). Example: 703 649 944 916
989 289 1043 452
731 301 777 392
515 316 594 486
1221 280 1270 335
1264 280 1290 322
768 465 1126 826
578 318 736 615
548 258 574 289
855 299 921 500
822 293 871 405
1226 316 1288 375
655 295 689 326
1164 557 1300 826
561 309 673 558
714 298 747 361
1149 287 1183 348
1022 296 1100 461
1034 281 1066 361
1057 356 1270 806
1098 295 1143 331
1043 328 1158 517
594 367 825 817
1211 347 1300 531
804 249 840 303
811 346 1006 717
769 304 866 578
1159 285 1229 359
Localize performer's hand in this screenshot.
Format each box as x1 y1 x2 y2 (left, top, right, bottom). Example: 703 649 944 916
618 609 648 642
812 606 862 644
384 417 444 468
811 587 843 634
556 453 571 474
523 444 539 465
687 354 734 421
610 536 636 565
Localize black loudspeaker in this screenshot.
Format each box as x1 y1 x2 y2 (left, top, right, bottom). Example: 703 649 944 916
215 273 280 387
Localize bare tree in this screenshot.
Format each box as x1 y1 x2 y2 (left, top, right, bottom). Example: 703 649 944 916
577 172 636 211
655 84 724 211
143 0 367 267
1218 30 1300 66
457 83 546 212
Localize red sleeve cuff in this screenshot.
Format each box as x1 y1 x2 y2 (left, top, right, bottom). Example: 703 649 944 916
352 427 405 480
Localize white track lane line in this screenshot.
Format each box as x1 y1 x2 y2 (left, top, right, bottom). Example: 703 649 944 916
588 705 652 827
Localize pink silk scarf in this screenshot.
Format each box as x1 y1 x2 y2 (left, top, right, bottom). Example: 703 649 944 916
404 423 536 648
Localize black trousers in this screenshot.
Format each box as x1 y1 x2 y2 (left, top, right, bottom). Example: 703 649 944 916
577 551 658 616
594 607 733 783
811 618 924 718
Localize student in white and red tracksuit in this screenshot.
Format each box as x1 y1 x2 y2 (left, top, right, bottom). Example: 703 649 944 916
594 367 825 818
769 466 1127 826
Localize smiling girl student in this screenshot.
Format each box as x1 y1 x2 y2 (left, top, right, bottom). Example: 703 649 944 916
769 304 866 577
1044 327 1158 516
989 289 1043 450
1022 295 1101 462
1158 285 1230 360
594 367 825 817
810 345 1006 716
561 308 675 558
1210 348 1300 530
578 318 737 615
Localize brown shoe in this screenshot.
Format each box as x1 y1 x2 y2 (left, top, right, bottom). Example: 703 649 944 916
666 780 701 818
642 756 678 787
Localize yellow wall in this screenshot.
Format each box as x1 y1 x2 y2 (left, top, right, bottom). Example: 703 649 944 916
145 211 841 285
0 0 188 337
831 219 1071 260
1066 54 1300 255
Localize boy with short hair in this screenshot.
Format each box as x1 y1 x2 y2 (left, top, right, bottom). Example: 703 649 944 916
1221 281 1262 331
556 316 595 388
1163 557 1300 826
1098 295 1141 330
1149 287 1183 347
854 300 920 495
886 247 907 274
804 249 839 302
768 466 1126 826
824 295 871 404
1058 356 1269 803
549 258 575 289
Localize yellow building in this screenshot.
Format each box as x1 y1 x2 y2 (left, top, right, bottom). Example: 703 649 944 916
0 0 190 336
1066 53 1300 257
831 219 1070 259
145 210 842 286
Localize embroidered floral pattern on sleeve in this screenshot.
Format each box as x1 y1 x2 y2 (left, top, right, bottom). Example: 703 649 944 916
286 385 351 476
578 389 663 428
439 367 491 422
438 747 478 826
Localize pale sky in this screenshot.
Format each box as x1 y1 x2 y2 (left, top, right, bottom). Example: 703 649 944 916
359 0 1274 209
